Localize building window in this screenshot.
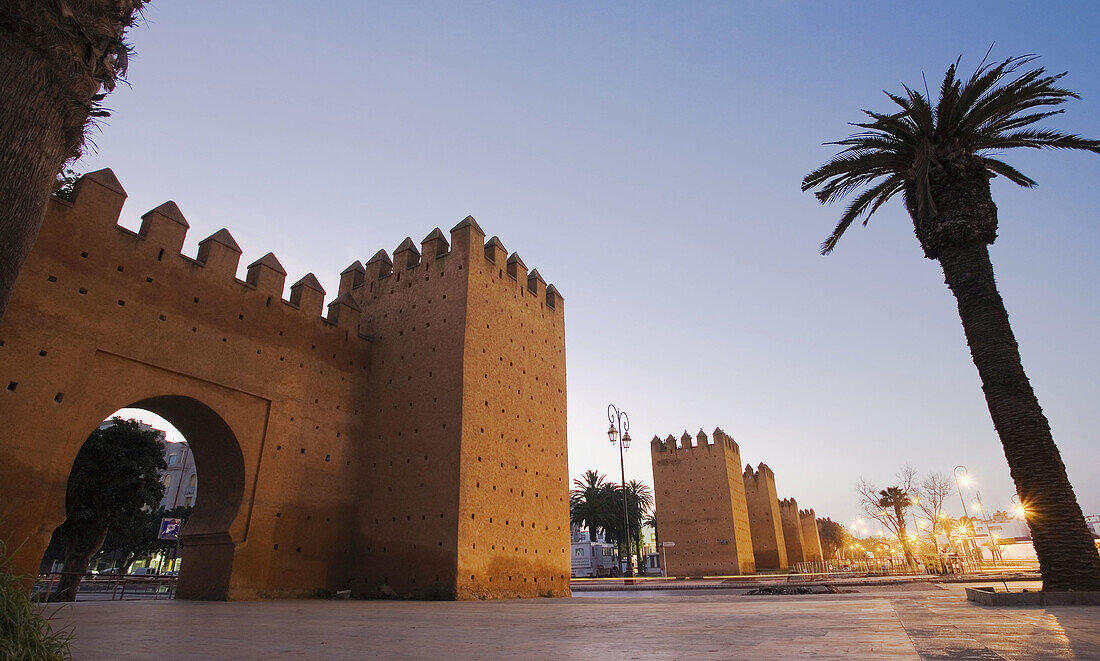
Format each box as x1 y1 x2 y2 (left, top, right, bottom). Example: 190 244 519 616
167 454 178 465
188 474 197 488
162 475 171 490
184 496 193 507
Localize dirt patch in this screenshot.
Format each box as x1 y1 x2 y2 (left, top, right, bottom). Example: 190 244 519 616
744 585 857 595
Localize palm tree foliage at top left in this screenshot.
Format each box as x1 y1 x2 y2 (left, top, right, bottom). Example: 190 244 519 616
1 1 148 321
569 470 654 573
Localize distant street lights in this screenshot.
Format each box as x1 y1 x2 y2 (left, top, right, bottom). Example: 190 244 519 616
607 403 633 578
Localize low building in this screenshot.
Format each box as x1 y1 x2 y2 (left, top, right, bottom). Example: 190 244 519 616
973 515 1030 542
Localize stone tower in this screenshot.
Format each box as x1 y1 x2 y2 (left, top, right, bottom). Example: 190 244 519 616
650 428 755 576
743 463 787 570
800 509 825 562
778 498 807 566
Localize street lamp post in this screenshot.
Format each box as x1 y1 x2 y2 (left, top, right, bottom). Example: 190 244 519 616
972 490 1000 566
953 466 973 562
953 466 971 521
607 403 633 578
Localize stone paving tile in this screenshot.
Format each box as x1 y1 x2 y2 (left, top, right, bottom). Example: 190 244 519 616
41 581 1100 660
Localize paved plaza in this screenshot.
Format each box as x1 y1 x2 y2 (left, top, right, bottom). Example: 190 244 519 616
43 580 1100 660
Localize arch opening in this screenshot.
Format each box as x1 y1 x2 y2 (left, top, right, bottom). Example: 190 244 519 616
38 395 245 601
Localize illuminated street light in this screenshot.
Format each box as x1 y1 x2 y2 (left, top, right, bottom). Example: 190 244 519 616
1011 494 1028 519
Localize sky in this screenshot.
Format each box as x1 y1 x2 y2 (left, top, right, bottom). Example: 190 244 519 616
85 2 1100 530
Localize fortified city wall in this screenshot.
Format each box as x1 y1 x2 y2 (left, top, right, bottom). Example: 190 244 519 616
650 428 755 576
0 169 568 600
743 463 788 570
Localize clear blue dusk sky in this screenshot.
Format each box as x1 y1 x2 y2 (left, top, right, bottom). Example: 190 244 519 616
99 2 1099 528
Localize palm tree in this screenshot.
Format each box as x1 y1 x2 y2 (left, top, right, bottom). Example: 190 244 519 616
569 470 612 541
803 54 1100 591
642 512 658 548
0 1 146 321
624 480 654 574
877 487 916 570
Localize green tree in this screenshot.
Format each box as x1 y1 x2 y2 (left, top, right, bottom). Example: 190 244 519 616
569 470 613 541
624 481 653 575
0 1 146 321
642 512 658 548
570 472 655 575
100 505 191 574
802 54 1100 591
877 487 916 570
51 418 166 601
815 518 850 560
53 168 80 202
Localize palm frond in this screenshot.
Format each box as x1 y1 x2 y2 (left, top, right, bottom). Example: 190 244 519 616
977 129 1100 152
820 175 905 255
977 157 1037 187
804 52 1099 253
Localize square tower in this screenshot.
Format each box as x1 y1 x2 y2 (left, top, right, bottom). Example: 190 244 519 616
650 428 755 576
778 498 807 566
350 218 569 599
800 509 825 562
743 463 788 570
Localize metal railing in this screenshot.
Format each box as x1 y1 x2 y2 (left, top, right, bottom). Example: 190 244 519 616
791 557 1039 578
33 572 178 601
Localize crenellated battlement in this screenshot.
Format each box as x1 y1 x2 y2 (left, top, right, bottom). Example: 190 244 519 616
651 427 741 454
798 508 816 520
56 169 370 339
340 217 565 319
743 462 776 481
779 497 799 511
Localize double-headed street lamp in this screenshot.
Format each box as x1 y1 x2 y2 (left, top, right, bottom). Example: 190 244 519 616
607 403 633 578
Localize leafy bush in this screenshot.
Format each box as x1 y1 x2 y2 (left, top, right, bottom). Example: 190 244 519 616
0 540 71 660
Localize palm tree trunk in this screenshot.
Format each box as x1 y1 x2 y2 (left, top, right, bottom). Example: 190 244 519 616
0 1 145 321
0 35 75 320
938 242 1100 591
895 505 917 571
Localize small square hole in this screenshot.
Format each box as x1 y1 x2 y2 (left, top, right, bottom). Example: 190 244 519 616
80 251 88 258
54 392 64 403
6 382 16 391
47 275 57 283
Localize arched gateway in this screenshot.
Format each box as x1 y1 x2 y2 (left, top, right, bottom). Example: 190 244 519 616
0 170 570 599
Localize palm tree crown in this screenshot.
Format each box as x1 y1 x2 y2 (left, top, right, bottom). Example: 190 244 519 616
803 54 1100 257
